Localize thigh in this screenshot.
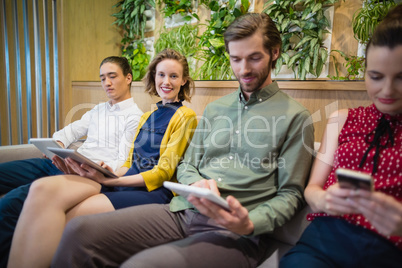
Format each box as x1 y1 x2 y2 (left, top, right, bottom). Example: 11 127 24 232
0 158 61 194
52 204 185 268
28 175 102 211
103 186 174 209
122 230 263 268
65 193 115 221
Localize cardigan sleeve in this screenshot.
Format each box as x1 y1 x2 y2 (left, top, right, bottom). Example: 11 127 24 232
141 106 198 191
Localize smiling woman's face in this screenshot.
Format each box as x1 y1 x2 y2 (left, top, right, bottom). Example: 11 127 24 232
155 59 187 105
365 45 402 115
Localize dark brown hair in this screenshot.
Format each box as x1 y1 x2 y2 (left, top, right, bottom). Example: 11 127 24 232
224 13 282 68
143 48 194 102
100 56 133 77
366 4 402 65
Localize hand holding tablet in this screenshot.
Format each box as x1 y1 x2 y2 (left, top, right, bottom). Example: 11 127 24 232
29 138 63 159
47 148 118 178
163 181 230 211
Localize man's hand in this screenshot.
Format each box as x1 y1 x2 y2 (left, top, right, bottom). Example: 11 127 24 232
349 190 402 236
187 179 254 236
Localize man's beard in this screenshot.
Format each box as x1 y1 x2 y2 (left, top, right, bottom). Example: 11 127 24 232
237 57 273 93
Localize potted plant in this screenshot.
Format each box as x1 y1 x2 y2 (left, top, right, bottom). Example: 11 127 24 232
154 23 199 76
123 40 151 81
195 0 250 80
157 0 200 22
112 0 155 40
263 0 340 80
352 0 396 45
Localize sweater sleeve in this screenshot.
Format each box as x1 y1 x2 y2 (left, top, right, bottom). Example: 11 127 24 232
141 106 198 191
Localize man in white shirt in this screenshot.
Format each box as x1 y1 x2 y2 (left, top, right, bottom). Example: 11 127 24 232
0 56 143 267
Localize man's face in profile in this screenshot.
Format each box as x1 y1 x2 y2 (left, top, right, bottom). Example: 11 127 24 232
228 31 275 98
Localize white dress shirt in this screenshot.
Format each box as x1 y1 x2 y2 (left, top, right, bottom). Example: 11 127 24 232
53 98 143 171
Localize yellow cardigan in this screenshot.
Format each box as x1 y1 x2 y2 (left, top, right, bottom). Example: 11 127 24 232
122 105 197 191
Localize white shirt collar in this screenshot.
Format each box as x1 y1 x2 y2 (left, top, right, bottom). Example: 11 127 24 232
108 97 134 112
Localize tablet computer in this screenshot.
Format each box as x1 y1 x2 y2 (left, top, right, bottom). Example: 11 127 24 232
336 168 373 191
163 181 230 211
29 138 63 159
47 148 118 178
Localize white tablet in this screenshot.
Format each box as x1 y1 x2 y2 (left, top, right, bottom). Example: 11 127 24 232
163 181 230 211
47 148 118 178
29 138 63 159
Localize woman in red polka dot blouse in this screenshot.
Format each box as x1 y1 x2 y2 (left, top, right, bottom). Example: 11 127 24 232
281 4 402 268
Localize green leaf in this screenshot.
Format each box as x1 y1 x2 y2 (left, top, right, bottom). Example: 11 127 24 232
294 36 313 50
209 38 225 49
312 3 322 14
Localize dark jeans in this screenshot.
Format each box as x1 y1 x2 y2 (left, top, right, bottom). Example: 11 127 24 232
0 158 61 194
0 158 62 267
280 217 402 268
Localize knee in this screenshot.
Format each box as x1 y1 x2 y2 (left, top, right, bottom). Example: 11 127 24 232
28 176 64 199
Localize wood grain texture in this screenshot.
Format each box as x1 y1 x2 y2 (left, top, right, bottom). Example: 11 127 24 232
72 81 371 142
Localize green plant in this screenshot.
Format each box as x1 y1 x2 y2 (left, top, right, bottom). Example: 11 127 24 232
328 50 365 80
154 24 199 76
263 0 340 80
157 0 199 21
154 24 199 56
112 0 155 80
352 0 396 45
112 0 155 41
123 40 151 80
195 0 250 80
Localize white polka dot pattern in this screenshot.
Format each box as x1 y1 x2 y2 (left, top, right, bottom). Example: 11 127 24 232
307 104 402 250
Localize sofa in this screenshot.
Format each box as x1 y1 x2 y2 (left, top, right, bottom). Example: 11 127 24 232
0 143 315 268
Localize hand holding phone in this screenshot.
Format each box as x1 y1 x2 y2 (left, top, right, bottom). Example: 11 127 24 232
336 168 373 191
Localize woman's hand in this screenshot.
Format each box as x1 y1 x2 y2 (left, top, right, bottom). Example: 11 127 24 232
52 155 77 175
64 158 112 185
349 190 402 236
187 179 254 236
320 183 360 216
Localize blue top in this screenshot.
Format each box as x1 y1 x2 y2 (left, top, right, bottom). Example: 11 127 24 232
123 101 183 180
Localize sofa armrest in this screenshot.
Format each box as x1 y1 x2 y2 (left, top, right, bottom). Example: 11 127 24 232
0 140 85 164
0 144 43 163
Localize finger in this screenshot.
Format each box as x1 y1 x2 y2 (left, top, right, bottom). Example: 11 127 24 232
207 180 220 195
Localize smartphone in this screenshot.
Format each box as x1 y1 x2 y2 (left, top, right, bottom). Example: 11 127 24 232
335 168 373 191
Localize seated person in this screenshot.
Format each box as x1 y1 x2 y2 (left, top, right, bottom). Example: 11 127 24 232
0 55 143 266
0 56 143 194
280 5 402 268
7 49 198 268
49 13 314 268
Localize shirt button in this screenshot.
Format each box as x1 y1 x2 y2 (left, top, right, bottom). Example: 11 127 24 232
259 98 262 102
244 106 248 110
229 155 233 160
235 130 240 134
218 178 222 182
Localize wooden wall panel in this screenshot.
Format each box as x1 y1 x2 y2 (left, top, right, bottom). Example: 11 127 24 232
72 81 371 142
60 0 122 123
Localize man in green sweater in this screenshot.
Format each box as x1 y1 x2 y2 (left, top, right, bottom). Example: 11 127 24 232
52 13 315 267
